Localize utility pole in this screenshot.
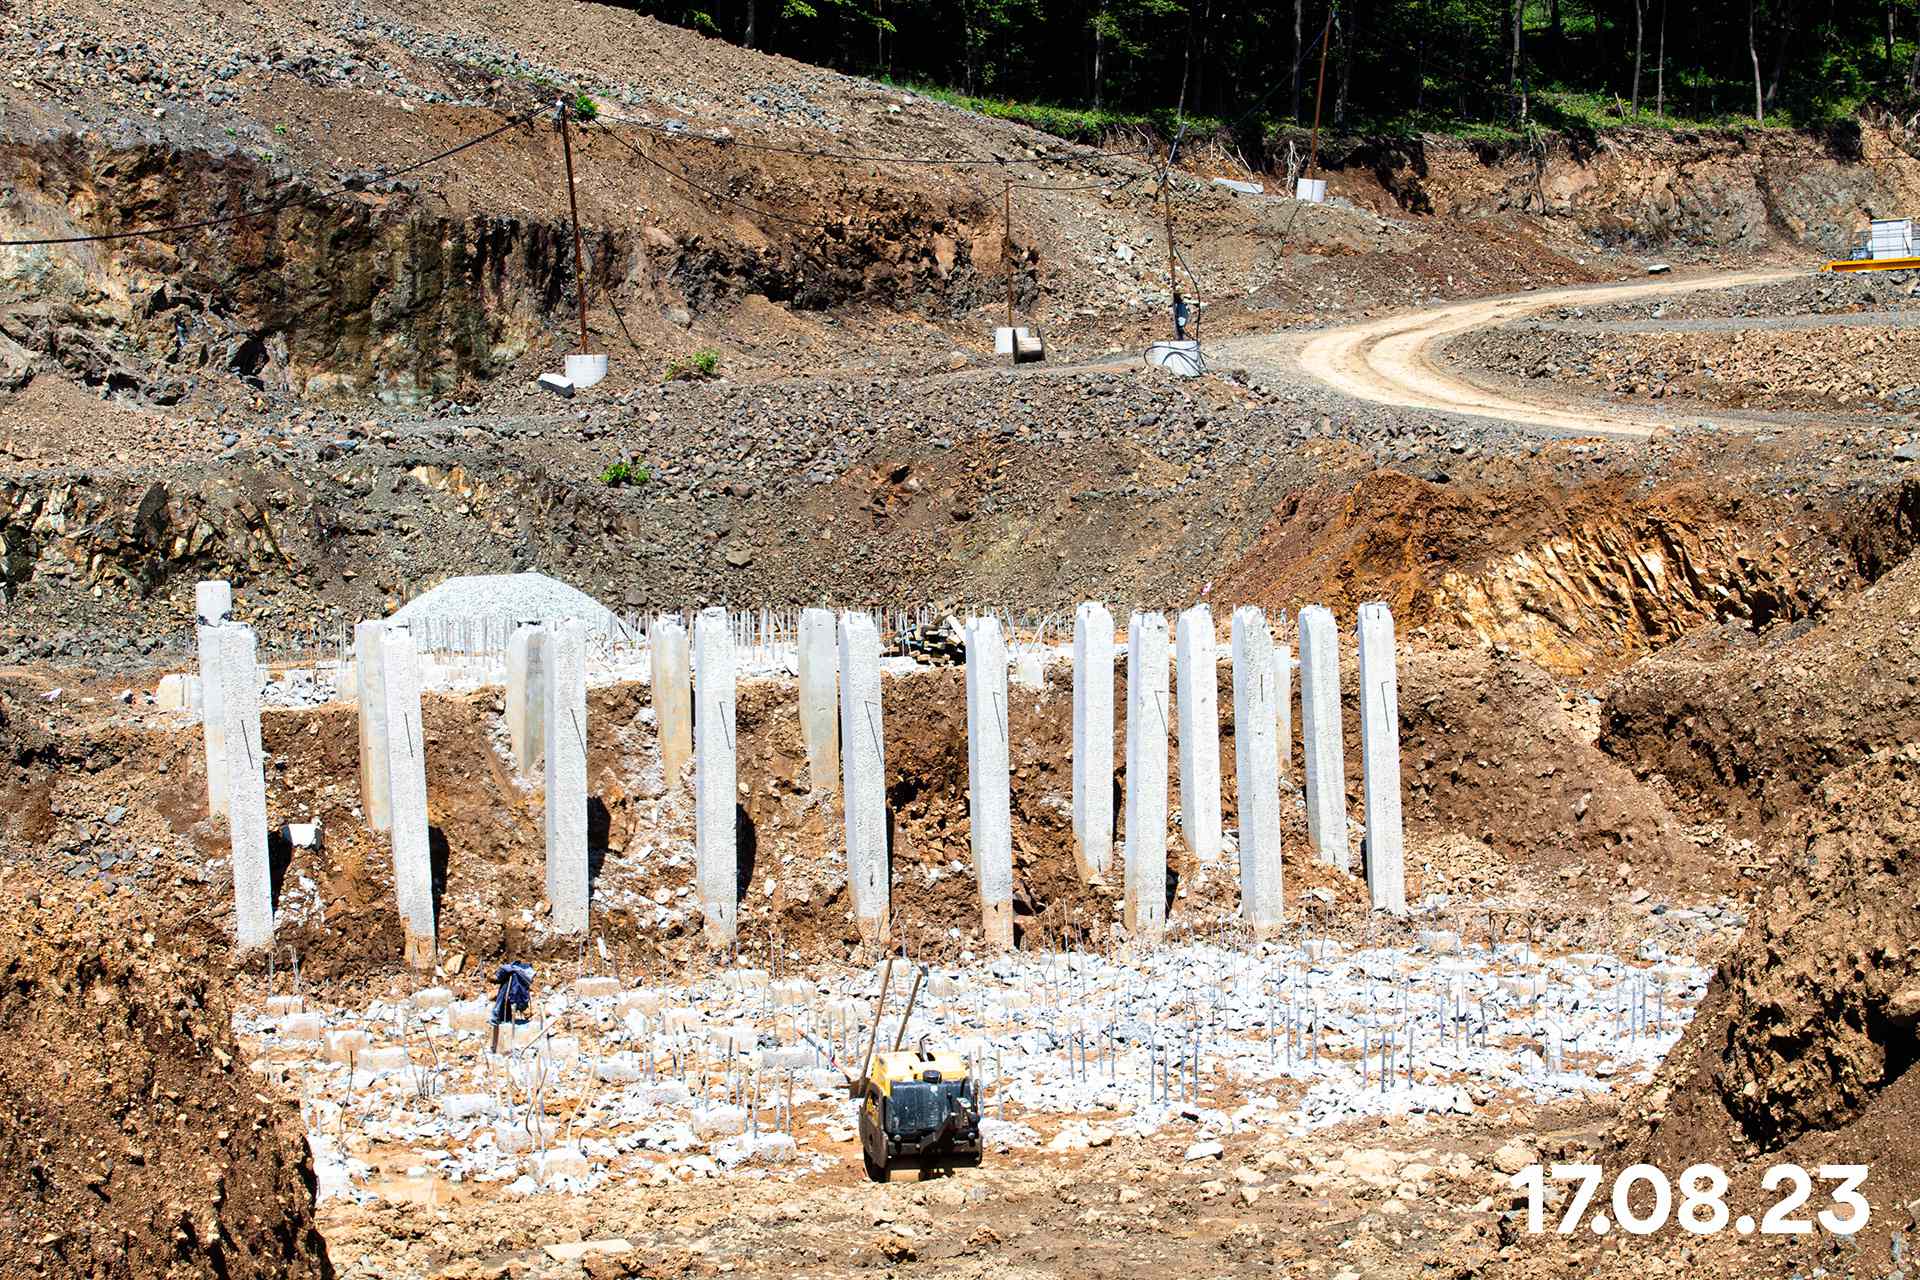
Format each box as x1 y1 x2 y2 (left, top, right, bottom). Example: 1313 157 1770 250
1161 155 1181 340
1003 180 1015 333
557 97 590 355
1308 4 1334 178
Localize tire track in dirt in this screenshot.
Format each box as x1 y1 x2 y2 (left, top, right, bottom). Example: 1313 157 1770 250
1239 267 1805 437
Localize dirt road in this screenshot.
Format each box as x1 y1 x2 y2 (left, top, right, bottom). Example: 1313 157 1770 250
1254 267 1805 436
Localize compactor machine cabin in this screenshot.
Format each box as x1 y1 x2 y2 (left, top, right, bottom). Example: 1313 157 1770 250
848 958 983 1181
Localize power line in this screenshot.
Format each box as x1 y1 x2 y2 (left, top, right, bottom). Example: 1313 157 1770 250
591 117 829 231
0 112 538 248
609 112 1154 172
592 116 1143 235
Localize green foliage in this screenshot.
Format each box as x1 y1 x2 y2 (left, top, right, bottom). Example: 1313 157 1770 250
624 0 1919 140
572 92 600 121
662 349 721 382
599 460 650 487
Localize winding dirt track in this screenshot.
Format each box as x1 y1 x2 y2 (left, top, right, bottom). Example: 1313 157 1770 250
1274 267 1803 436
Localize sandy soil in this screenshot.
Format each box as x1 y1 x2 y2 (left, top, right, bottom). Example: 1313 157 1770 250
1266 268 1805 436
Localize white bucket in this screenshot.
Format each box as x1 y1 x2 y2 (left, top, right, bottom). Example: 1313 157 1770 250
565 353 609 389
1146 339 1204 378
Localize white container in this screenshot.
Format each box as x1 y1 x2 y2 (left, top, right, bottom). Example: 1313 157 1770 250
1295 178 1327 204
565 353 609 388
1869 219 1913 260
1146 339 1204 378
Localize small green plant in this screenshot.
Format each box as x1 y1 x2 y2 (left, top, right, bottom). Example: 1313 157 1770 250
572 92 599 121
274 123 288 136
599 460 648 487
662 349 720 383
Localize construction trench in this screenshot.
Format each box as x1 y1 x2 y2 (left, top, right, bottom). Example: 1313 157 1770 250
6 0 1920 1272
170 583 1718 1210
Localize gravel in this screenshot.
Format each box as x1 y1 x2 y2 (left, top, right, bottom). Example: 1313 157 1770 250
390 572 613 632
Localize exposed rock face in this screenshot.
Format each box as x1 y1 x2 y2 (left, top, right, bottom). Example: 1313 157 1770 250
1 474 295 602
1 131 595 405
1334 123 1920 255
1217 469 1825 676
0 119 997 409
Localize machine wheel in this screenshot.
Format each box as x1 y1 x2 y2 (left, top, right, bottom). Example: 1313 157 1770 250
862 1147 888 1182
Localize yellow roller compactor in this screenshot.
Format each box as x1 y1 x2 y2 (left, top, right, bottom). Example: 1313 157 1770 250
848 958 984 1181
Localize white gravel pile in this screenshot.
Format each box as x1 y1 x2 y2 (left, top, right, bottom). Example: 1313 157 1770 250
392 573 613 631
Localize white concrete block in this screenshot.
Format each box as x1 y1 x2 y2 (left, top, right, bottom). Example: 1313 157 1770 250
693 608 738 948
838 612 889 944
1297 606 1350 870
1175 604 1222 864
1230 607 1284 938
155 672 200 713
1123 612 1169 939
543 620 590 935
449 1000 491 1032
354 620 392 832
651 618 692 787
209 625 273 950
797 608 840 793
505 623 546 776
1071 602 1115 882
1357 602 1407 915
381 627 437 969
195 579 232 625
964 616 1014 950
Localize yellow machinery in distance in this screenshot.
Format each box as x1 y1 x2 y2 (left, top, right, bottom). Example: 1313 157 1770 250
1825 255 1920 272
847 957 984 1182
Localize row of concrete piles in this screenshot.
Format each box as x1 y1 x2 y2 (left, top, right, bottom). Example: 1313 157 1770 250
199 583 1404 966
660 601 1405 953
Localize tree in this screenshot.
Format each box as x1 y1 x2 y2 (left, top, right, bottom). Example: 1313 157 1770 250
1656 0 1667 117
1750 0 1766 121
1511 0 1528 121
1632 0 1646 115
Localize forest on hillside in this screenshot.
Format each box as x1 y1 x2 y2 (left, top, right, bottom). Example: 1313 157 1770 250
623 0 1920 137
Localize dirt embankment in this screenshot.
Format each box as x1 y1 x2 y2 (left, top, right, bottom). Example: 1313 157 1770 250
1323 123 1920 257
0 877 332 1279
1213 465 1882 677
1598 747 1920 1274
1601 492 1920 833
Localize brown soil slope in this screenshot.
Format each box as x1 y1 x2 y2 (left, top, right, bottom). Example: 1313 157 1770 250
1602 502 1920 832
1602 747 1920 1271
0 878 332 1279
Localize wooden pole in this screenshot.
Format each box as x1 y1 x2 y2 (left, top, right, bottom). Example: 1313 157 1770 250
1307 4 1334 178
1161 153 1180 338
1003 180 1015 334
558 98 590 354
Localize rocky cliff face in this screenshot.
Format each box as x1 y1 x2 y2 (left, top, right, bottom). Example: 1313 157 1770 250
0 120 997 409
1 126 611 405
1332 122 1920 255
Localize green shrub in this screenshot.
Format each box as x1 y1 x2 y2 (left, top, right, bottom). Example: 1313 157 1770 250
599 460 648 487
662 349 721 383
572 93 599 122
